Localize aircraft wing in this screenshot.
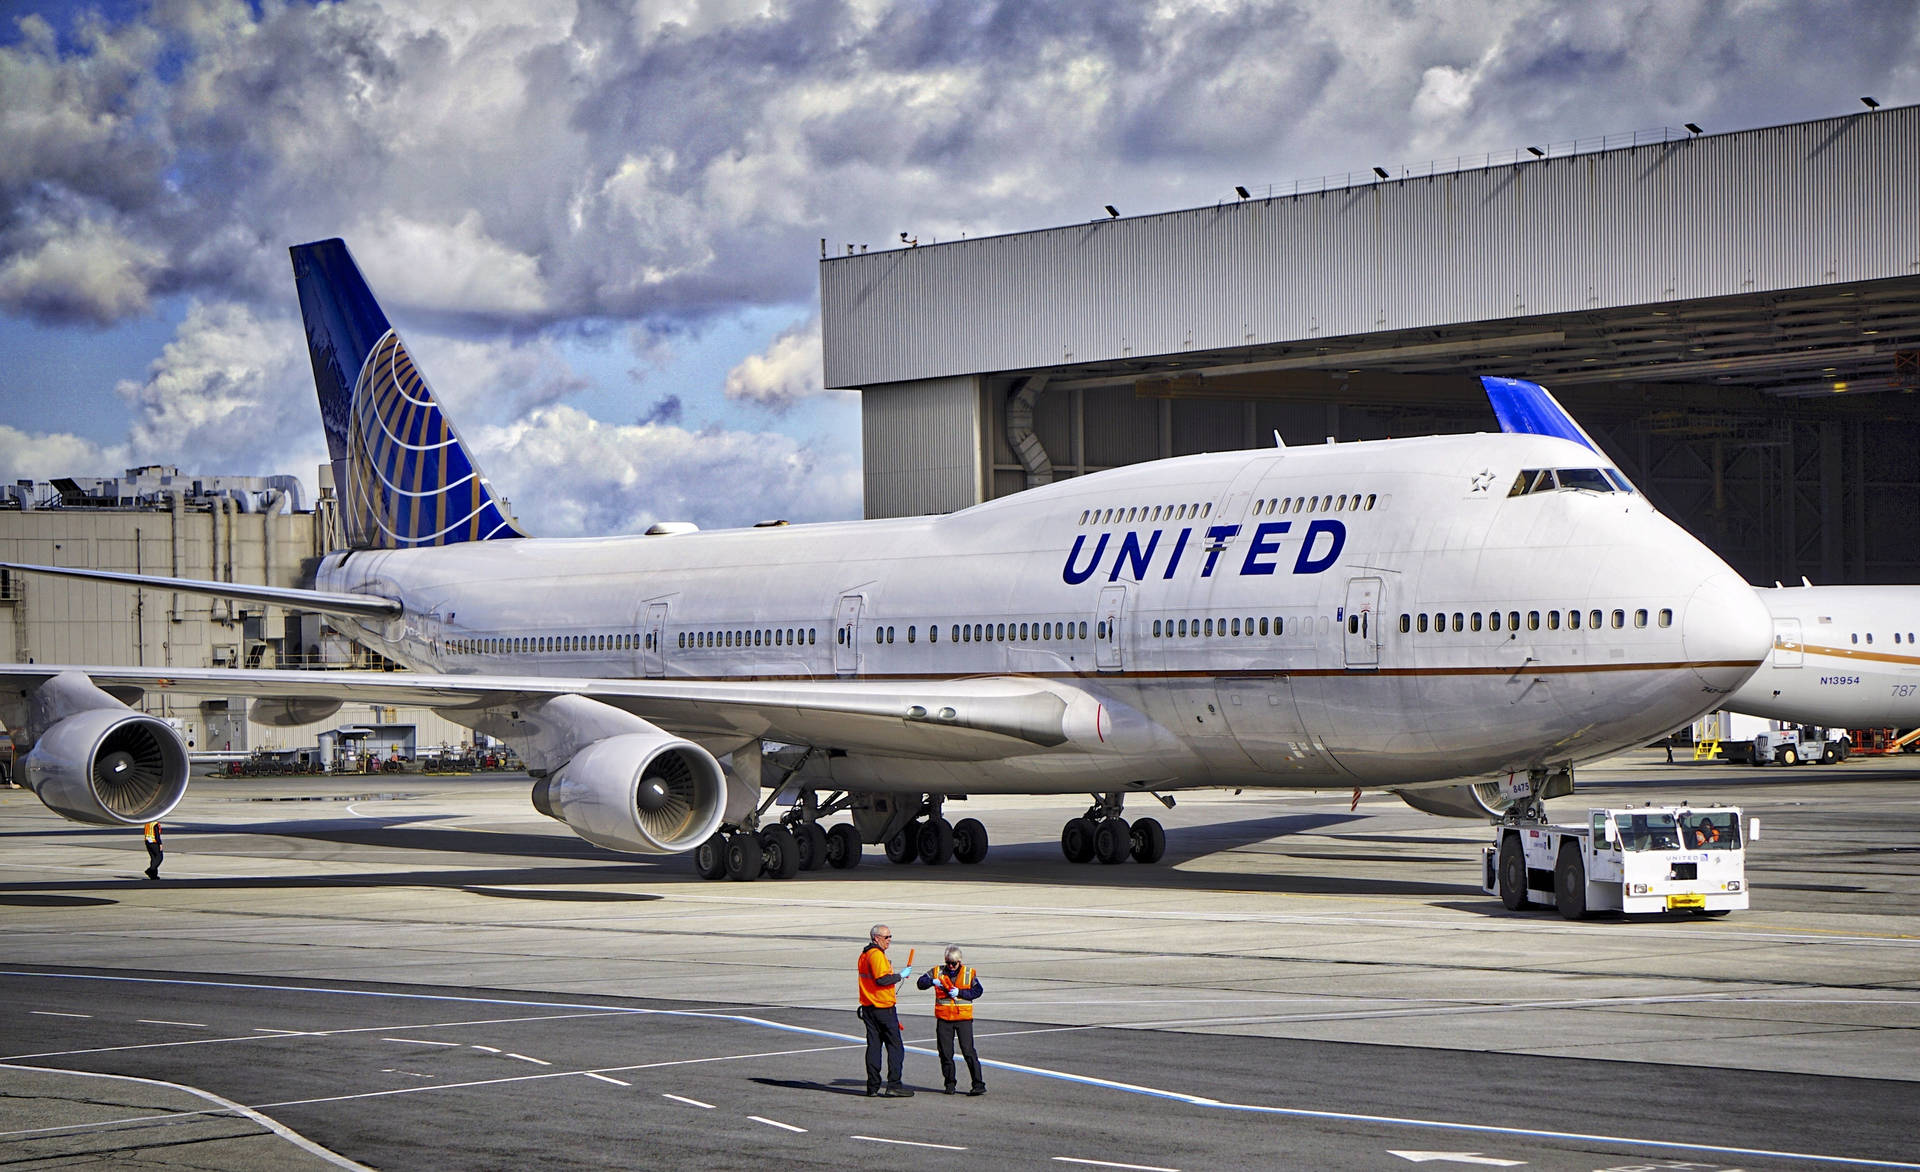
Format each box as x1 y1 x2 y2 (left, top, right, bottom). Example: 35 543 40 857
0 663 1081 763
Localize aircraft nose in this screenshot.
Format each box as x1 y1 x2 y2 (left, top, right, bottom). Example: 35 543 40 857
1682 571 1772 692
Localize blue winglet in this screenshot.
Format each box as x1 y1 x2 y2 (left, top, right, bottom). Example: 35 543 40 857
1480 376 1600 453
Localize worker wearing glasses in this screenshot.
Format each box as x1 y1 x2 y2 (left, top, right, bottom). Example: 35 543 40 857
857 924 914 1097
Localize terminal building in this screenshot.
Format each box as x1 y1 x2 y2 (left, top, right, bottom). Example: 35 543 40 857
823 103 1920 586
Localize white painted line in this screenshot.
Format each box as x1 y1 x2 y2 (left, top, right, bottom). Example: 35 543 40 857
251 1028 306 1036
0 1062 372 1170
749 1115 806 1133
662 1094 714 1109
584 1073 630 1086
138 1020 207 1028
506 1053 550 1066
29 1011 90 1019
383 1038 460 1047
853 1135 968 1151
1052 1160 1179 1172
471 1045 500 1053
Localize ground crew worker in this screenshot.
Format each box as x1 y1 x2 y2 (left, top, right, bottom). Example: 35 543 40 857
916 945 985 1095
856 924 913 1097
142 821 163 880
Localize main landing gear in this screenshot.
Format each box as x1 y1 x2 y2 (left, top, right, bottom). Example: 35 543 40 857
883 796 990 867
693 785 864 882
1059 793 1166 865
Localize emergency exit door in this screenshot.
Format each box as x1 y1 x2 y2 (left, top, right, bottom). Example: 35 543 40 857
1773 618 1803 668
1343 577 1382 668
642 602 668 677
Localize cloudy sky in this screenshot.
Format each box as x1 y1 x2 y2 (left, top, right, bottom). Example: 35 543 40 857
3 1 1915 534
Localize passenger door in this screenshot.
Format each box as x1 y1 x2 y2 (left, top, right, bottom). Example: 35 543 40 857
1095 584 1127 671
1343 577 1382 668
834 594 863 676
642 602 668 678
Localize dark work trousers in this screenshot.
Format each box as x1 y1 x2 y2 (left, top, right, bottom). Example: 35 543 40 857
860 1005 905 1089
145 840 163 878
936 1018 984 1090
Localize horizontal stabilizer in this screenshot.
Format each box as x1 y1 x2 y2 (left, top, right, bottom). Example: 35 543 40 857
0 562 401 621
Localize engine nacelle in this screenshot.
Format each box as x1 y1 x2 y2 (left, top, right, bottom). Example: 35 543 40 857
1396 770 1574 819
1395 782 1509 819
25 708 190 826
530 731 726 854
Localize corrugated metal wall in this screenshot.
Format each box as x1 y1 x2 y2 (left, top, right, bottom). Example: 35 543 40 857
822 106 1919 389
861 375 982 516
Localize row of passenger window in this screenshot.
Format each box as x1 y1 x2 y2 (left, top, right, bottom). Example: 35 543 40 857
849 622 1096 645
1399 607 1674 634
681 628 818 650
1857 631 1919 645
1080 502 1213 526
1250 492 1378 516
449 633 645 655
1077 491 1381 528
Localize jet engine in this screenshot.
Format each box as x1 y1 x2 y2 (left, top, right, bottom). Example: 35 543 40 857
1395 782 1509 819
1396 770 1574 819
25 707 191 826
530 731 726 854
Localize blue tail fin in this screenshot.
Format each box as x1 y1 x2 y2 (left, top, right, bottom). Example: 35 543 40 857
1481 376 1602 453
290 238 526 549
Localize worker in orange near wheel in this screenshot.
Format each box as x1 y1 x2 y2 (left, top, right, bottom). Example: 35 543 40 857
916 944 985 1095
857 924 913 1097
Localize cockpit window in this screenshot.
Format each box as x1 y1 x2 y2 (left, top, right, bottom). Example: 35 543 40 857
1555 468 1613 493
1507 467 1634 497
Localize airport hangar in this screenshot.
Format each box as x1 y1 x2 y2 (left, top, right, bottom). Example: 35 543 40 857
823 103 1920 588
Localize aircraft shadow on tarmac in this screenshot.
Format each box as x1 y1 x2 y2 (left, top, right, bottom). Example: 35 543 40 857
0 812 1480 899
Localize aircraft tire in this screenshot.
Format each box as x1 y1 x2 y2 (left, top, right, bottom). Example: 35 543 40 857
918 818 955 865
1060 818 1096 864
725 832 763 881
760 826 801 880
1093 817 1131 864
1497 834 1528 911
1129 817 1167 864
886 823 919 864
953 818 989 864
797 823 829 870
826 823 862 869
1554 842 1587 920
693 833 728 880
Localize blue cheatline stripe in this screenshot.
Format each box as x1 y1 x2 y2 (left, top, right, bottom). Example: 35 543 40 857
3 971 1914 1170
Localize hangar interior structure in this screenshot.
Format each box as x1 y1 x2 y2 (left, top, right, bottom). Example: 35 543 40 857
822 104 1920 586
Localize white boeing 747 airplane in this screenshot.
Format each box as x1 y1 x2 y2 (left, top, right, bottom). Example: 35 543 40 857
0 239 1772 880
1729 583 1920 731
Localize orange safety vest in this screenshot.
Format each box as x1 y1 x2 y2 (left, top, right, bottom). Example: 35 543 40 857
931 966 975 1021
857 944 896 1009
144 823 162 845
